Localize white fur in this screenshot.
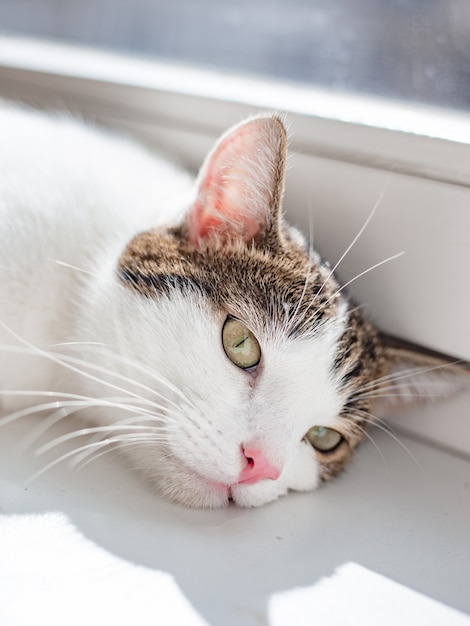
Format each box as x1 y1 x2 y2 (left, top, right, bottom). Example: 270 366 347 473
0 105 347 508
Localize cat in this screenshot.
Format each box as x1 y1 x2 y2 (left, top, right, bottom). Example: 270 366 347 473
0 103 467 509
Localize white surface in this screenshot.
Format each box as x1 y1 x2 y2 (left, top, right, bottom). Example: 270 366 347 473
2 513 468 626
0 405 469 626
0 512 208 626
269 562 470 626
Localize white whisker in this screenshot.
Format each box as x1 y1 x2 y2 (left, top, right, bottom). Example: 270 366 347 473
50 341 198 411
349 419 388 468
26 434 165 483
352 408 425 474
284 248 315 335
352 359 463 397
0 338 193 415
315 173 392 304
34 423 163 456
70 440 144 472
318 251 405 312
0 392 161 428
47 258 96 277
20 401 168 452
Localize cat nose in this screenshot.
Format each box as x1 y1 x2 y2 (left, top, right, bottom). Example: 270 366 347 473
237 446 281 485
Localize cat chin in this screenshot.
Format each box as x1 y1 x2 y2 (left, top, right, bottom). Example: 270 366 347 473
152 474 285 509
142 440 322 509
147 468 231 509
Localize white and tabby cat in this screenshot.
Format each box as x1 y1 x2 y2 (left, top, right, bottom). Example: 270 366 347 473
0 104 466 508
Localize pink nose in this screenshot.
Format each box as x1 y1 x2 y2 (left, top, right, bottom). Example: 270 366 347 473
238 446 281 485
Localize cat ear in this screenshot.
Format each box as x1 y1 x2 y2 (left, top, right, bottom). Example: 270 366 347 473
185 114 287 246
373 335 470 416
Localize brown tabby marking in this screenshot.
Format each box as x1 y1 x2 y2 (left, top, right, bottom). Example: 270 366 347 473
118 228 342 337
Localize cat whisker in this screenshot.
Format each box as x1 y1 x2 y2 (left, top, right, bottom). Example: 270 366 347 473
284 249 315 336
283 205 317 335
314 173 392 304
51 349 190 413
352 376 457 396
50 341 199 412
26 433 165 483
348 408 395 434
18 407 72 453
349 407 397 435
292 247 404 339
0 334 194 415
67 420 175 470
346 418 388 468
317 250 405 314
47 258 97 277
70 442 123 472
354 368 434 394
291 174 392 334
0 336 167 411
353 359 465 397
0 398 81 428
354 391 449 402
50 340 107 348
345 303 369 316
34 423 164 456
351 408 425 474
0 392 161 428
20 400 170 452
70 439 154 472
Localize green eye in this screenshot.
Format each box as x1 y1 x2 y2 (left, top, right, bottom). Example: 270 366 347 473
305 426 343 452
222 318 261 370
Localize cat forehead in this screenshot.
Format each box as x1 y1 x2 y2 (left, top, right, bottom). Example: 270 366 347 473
118 228 344 337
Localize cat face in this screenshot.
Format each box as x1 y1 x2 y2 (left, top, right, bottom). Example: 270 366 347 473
115 241 388 507
82 115 467 508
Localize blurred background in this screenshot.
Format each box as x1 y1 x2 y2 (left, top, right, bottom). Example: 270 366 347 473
1 0 470 111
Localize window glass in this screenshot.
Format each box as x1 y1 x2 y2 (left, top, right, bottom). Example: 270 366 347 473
1 0 470 111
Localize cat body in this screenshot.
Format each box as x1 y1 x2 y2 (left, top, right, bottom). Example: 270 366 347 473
0 104 464 508
0 106 188 397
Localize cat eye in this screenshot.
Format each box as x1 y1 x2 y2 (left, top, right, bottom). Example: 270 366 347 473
305 426 343 453
222 317 261 370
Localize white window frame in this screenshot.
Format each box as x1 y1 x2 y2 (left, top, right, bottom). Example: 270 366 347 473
1 35 470 456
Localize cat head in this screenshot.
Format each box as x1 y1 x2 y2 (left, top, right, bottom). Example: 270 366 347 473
89 114 468 508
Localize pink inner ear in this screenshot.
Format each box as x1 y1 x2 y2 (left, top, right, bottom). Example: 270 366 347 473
187 117 282 245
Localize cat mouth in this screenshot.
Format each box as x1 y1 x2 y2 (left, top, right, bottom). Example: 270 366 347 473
205 481 232 507
175 456 277 507
182 463 232 501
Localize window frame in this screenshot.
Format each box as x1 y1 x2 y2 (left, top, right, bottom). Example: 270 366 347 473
1 35 470 186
